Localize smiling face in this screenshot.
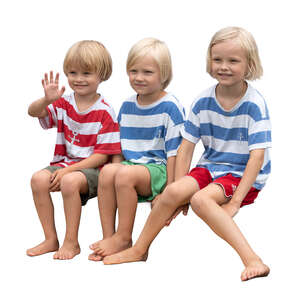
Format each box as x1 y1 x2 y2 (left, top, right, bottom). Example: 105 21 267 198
128 55 163 103
210 39 248 88
67 66 101 98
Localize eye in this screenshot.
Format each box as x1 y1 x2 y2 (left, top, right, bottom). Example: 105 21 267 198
212 58 221 62
83 71 91 75
129 69 137 74
230 59 239 63
145 70 153 74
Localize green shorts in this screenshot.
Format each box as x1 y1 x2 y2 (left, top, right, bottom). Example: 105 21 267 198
121 161 167 203
45 166 100 206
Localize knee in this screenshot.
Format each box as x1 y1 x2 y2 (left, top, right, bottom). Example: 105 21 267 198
160 183 183 208
60 173 81 196
99 164 117 187
115 167 134 188
190 192 211 213
31 170 51 192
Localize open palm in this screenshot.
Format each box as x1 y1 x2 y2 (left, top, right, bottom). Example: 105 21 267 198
42 71 65 103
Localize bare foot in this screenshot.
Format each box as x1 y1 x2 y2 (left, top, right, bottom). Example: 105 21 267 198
88 252 103 262
241 259 270 281
89 239 103 253
26 239 59 256
53 241 81 260
89 234 132 257
103 246 148 265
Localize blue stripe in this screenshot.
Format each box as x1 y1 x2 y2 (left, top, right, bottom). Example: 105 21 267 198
193 97 268 121
122 150 167 162
119 101 185 125
249 131 271 145
184 120 201 139
165 136 182 152
204 147 250 165
201 123 248 141
120 126 166 140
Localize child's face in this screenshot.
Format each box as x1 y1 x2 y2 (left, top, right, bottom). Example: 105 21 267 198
210 40 248 88
67 67 101 98
128 55 162 97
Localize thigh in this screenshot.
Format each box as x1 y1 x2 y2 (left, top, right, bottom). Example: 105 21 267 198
117 164 152 197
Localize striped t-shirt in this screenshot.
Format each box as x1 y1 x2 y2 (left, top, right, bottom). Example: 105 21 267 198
118 93 185 165
182 84 271 190
39 93 121 168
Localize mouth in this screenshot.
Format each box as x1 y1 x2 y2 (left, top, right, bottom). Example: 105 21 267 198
217 73 232 77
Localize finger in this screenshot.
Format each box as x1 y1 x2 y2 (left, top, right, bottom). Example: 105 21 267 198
44 73 49 85
49 71 54 83
42 79 45 88
55 72 59 84
172 208 181 219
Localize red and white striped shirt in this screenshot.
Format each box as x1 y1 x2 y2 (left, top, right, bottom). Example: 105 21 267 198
39 93 121 168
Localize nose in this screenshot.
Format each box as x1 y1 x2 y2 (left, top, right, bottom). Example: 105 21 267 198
220 61 229 70
134 72 144 82
73 74 84 82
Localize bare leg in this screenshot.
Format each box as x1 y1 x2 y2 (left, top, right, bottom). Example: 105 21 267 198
103 176 199 265
189 183 270 281
53 172 86 260
96 165 152 258
89 164 123 261
26 170 59 256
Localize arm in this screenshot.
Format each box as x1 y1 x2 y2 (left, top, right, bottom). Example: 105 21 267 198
222 148 265 217
163 139 196 225
49 153 109 191
28 71 65 118
112 154 124 163
175 138 196 180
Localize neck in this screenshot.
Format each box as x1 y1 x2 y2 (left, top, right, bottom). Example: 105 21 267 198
137 90 166 106
216 81 247 101
74 92 100 112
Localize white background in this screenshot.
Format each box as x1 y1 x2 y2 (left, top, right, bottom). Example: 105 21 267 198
1 0 299 299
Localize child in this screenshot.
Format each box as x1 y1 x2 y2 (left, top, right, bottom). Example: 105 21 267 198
88 38 185 261
102 27 271 281
26 40 121 260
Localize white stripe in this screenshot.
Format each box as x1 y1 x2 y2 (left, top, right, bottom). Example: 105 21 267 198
65 140 94 158
181 129 199 144
121 138 165 152
201 136 249 154
121 113 175 128
97 131 120 144
56 107 103 135
197 110 251 129
249 119 271 135
48 105 58 126
165 123 182 142
249 142 272 151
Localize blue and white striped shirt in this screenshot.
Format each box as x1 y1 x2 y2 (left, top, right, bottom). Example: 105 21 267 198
181 84 271 190
118 93 185 165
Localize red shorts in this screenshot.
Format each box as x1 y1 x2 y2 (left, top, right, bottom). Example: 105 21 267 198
187 167 260 207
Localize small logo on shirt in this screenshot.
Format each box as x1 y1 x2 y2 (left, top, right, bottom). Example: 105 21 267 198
69 131 80 145
156 129 163 139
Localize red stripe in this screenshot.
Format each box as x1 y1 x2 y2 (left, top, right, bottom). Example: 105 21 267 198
53 98 116 124
95 142 122 153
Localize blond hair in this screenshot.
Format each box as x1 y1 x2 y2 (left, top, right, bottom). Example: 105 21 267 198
63 40 112 81
126 38 172 89
206 27 263 80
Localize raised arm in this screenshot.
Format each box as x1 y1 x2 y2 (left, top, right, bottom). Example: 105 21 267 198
28 71 65 118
